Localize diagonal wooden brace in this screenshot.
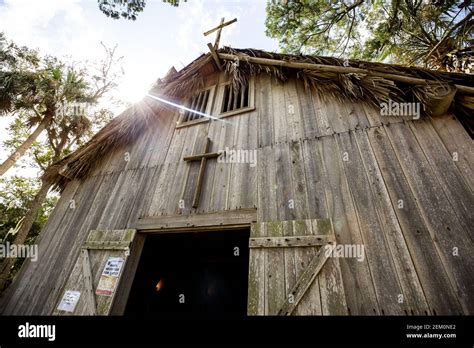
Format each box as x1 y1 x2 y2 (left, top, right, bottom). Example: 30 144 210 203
81 249 97 315
277 242 336 316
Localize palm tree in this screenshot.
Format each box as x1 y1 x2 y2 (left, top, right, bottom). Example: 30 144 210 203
0 44 120 290
0 36 120 176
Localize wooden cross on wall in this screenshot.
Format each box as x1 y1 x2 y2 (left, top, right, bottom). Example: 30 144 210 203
183 137 220 208
204 17 237 71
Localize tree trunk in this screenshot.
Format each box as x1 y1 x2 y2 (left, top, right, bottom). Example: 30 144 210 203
0 113 53 177
0 178 52 291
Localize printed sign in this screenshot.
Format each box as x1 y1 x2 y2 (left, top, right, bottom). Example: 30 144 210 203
57 290 81 313
95 257 124 296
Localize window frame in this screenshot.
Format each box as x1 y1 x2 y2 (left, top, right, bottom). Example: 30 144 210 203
217 77 256 119
176 84 217 129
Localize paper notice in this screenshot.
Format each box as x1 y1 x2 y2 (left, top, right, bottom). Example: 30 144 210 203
57 290 81 312
95 257 124 296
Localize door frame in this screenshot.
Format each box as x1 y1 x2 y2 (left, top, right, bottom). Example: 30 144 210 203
110 208 257 315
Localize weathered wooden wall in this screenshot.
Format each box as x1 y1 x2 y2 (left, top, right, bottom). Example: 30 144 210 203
1 71 473 315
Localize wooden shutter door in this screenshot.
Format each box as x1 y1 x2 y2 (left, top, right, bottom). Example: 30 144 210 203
247 219 347 315
53 229 136 315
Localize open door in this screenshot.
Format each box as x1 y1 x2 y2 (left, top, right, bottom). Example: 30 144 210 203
53 229 136 315
123 229 250 318
247 219 348 315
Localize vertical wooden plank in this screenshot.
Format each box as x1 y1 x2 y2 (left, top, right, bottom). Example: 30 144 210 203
199 74 225 213
409 119 474 233
257 74 274 147
110 233 146 315
265 221 285 315
165 124 200 214
256 145 277 222
271 77 288 144
367 126 462 314
361 103 382 128
198 123 221 213
246 108 259 209
288 140 310 220
227 111 257 210
385 122 474 314
142 107 177 168
96 169 141 229
293 219 322 315
301 139 328 219
355 130 430 315
275 143 295 221
103 144 131 175
136 127 160 168
284 78 303 142
130 166 163 225
210 119 235 211
124 127 153 170
282 220 296 306
227 112 245 210
323 97 348 134
146 162 176 216
337 131 406 315
115 169 151 228
247 223 266 315
148 123 190 212
147 109 179 167
312 91 334 136
296 78 320 138
315 219 348 315
180 125 209 214
343 101 370 131
430 115 474 191
163 121 189 164
81 249 97 315
319 135 380 314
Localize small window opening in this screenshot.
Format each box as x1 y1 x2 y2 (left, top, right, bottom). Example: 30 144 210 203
181 89 211 123
221 83 249 113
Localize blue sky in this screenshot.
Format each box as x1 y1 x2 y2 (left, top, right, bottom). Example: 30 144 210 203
0 0 279 103
0 0 279 175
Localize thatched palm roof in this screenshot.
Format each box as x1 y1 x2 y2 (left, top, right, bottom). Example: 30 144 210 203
45 47 474 190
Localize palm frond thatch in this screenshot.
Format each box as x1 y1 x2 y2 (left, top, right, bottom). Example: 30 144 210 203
45 47 474 190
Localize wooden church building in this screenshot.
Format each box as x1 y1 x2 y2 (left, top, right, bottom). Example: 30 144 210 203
1 42 473 316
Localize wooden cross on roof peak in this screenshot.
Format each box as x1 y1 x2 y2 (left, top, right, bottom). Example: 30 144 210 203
204 17 237 71
204 17 237 50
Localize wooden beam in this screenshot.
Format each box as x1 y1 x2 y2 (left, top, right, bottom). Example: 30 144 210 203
219 52 365 73
203 18 237 36
83 240 131 251
249 235 335 248
218 52 474 94
110 234 146 315
192 138 210 208
137 209 257 232
81 249 96 315
213 17 225 49
277 242 336 316
183 152 220 161
207 43 223 71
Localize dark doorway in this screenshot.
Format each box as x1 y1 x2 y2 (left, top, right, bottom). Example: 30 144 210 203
124 229 250 318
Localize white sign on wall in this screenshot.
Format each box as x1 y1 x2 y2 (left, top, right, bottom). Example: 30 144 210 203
95 257 125 296
57 290 81 313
